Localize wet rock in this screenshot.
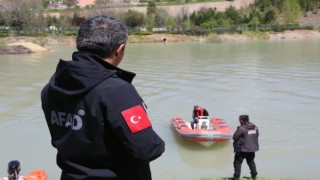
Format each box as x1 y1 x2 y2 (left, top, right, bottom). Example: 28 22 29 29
0 45 32 54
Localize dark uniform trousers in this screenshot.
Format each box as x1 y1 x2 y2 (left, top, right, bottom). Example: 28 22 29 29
233 152 257 178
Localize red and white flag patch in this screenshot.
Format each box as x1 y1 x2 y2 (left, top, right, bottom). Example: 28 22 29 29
121 105 152 133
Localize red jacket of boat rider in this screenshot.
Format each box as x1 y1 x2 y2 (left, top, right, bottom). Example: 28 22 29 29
193 106 209 119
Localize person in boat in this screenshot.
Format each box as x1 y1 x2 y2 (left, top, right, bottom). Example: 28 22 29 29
1 160 22 180
41 15 165 180
1 160 48 180
232 115 259 180
191 105 209 129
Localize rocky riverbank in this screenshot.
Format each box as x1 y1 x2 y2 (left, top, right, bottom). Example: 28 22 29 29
0 30 319 54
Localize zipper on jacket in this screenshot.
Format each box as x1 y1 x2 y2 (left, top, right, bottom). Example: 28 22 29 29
142 99 148 109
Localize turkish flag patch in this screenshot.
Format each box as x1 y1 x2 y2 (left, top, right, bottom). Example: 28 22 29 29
121 105 152 133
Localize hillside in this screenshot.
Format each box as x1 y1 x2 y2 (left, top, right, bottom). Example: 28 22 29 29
122 0 255 16
299 9 320 25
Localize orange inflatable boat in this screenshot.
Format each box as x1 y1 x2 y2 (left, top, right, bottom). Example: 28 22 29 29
24 170 48 180
171 116 233 147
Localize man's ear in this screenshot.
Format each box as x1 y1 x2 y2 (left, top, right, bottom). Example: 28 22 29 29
115 44 125 57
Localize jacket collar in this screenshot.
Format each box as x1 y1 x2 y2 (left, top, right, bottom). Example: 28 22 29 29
72 51 136 83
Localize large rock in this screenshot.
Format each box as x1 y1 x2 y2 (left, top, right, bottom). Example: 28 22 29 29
0 45 32 54
8 42 48 53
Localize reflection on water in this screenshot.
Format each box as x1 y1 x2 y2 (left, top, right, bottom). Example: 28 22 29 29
174 135 232 170
0 40 319 179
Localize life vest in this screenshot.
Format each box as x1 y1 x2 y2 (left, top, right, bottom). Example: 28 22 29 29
196 107 204 117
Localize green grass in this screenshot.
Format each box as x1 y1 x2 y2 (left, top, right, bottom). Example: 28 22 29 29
0 40 7 47
242 30 269 39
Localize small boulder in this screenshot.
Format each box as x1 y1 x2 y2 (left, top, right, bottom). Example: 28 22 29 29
0 45 32 54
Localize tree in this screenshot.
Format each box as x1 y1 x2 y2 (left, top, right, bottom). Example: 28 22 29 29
282 0 301 24
122 10 145 28
147 1 157 15
248 10 263 25
264 9 276 24
270 0 284 11
0 0 45 32
0 12 6 26
248 16 260 31
47 15 59 26
42 0 51 8
299 0 319 12
225 6 242 24
189 8 216 26
257 0 271 12
154 8 170 27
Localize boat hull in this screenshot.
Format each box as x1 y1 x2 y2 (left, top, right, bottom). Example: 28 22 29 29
171 116 233 145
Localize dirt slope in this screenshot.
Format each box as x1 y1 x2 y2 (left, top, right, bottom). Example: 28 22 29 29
126 0 255 16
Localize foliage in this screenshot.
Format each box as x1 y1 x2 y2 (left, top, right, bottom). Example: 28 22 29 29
47 15 59 26
0 32 9 37
0 0 319 36
132 31 152 35
42 0 51 8
122 10 146 27
154 8 170 27
0 12 5 26
147 1 157 15
63 30 77 36
299 0 320 12
0 0 46 32
190 8 217 26
173 26 209 36
282 0 301 24
225 6 242 24
248 16 260 30
264 10 276 24
165 16 176 27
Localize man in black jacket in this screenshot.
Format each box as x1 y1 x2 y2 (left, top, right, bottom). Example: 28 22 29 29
41 15 165 180
232 115 259 180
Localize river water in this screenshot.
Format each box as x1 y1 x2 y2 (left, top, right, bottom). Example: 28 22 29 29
0 39 319 179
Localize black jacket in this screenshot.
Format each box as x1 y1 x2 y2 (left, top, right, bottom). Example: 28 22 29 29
233 122 259 152
41 51 165 180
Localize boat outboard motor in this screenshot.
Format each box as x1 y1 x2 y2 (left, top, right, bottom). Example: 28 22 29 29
7 160 21 180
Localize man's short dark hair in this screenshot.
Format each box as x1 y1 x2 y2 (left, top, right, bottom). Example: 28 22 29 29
76 15 128 59
239 115 249 122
